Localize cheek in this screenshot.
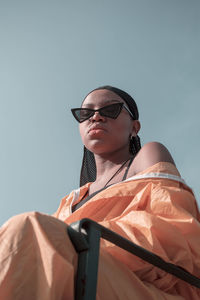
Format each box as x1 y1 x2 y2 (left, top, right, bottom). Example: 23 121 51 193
79 124 85 143
79 123 91 147
111 120 132 139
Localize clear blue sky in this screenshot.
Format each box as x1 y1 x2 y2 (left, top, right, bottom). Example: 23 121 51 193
0 0 199 225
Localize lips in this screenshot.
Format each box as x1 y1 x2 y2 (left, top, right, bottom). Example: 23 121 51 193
88 125 106 133
88 126 107 137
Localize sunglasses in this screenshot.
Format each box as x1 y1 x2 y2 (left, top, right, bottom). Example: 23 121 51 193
71 102 134 123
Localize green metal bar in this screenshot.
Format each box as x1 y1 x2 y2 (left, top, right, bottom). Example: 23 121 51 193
68 218 200 300
68 222 101 300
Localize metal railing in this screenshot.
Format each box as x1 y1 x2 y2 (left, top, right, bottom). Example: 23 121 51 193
68 218 200 300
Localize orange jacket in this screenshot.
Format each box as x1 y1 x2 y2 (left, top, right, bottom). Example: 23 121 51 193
55 162 200 298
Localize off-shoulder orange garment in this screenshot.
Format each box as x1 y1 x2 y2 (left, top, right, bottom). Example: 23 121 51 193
54 162 200 299
0 162 199 300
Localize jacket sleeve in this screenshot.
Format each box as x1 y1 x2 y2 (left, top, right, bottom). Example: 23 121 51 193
99 181 200 279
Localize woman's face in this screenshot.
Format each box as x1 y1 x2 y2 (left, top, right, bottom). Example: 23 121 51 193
79 89 140 156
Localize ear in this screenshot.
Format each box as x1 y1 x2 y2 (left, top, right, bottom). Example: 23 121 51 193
131 120 141 137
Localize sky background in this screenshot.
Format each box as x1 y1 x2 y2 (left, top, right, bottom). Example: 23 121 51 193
0 0 199 225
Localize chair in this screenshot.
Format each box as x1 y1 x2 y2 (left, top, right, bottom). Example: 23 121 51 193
68 218 200 300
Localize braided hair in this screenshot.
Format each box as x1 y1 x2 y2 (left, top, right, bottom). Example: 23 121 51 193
80 85 141 186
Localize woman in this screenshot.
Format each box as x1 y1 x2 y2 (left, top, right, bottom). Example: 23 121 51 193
0 86 200 300
71 85 175 203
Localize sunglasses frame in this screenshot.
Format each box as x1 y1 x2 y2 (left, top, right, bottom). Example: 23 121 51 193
71 102 134 123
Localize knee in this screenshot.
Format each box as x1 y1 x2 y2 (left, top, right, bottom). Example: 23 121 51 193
1 211 68 244
1 212 37 235
2 211 37 227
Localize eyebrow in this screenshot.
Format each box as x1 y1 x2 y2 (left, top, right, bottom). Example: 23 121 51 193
82 99 121 108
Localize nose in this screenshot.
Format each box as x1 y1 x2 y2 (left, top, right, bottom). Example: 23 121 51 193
90 111 105 122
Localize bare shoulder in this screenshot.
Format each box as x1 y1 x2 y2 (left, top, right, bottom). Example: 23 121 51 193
131 141 175 175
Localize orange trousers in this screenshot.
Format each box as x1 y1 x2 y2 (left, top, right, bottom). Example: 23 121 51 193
0 211 190 300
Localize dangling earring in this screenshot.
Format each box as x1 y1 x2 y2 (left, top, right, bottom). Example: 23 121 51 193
129 135 136 155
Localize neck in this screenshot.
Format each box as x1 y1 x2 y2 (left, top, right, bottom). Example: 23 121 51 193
94 149 133 179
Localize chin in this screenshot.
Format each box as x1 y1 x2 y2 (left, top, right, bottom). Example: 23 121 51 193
86 142 120 156
85 142 106 153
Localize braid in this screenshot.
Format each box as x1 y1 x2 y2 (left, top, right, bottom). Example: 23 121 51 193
130 135 141 156
80 147 96 186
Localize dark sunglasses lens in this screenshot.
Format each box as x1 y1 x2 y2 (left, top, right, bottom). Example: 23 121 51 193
100 103 123 119
71 103 123 122
72 109 93 123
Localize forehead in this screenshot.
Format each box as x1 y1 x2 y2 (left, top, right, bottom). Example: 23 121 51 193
82 89 125 107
